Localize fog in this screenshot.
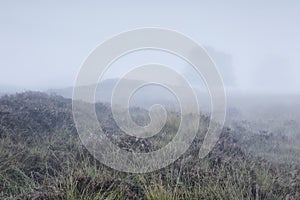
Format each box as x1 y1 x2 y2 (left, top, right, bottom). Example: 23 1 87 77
0 1 300 94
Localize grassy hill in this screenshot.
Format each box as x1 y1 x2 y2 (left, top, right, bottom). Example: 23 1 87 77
0 92 299 199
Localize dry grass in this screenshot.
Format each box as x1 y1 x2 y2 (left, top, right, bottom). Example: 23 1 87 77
0 92 299 199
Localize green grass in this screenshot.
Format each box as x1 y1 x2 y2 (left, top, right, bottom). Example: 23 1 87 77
0 130 299 199
0 92 299 199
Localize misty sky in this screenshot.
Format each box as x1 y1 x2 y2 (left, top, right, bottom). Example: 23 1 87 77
0 1 299 93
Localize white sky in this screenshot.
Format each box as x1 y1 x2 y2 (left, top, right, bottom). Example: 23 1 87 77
0 0 299 93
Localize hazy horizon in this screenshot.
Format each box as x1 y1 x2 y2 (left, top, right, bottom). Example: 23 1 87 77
1 1 300 94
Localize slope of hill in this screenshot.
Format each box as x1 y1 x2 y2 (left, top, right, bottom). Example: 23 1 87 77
46 78 211 112
0 92 299 199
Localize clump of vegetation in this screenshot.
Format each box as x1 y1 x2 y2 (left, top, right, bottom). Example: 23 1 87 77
0 92 299 199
